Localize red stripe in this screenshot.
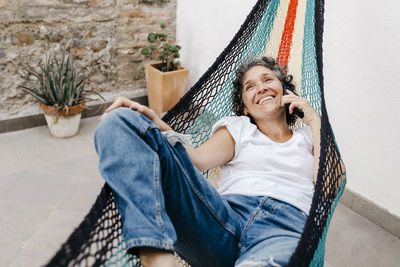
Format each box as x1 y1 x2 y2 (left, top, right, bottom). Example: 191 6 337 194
276 0 299 67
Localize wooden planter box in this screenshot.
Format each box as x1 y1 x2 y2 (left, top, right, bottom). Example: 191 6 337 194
144 62 189 114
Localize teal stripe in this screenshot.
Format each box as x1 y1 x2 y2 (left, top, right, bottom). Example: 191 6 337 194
301 0 322 116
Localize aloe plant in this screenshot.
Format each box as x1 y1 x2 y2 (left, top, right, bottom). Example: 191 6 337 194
19 53 103 111
141 23 181 72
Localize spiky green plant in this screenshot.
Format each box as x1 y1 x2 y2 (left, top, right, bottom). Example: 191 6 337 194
19 53 103 111
141 23 181 72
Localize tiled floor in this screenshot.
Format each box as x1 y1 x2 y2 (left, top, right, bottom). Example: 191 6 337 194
1 117 103 266
1 116 399 266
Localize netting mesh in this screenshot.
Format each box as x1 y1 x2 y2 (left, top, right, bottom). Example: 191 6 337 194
46 0 346 266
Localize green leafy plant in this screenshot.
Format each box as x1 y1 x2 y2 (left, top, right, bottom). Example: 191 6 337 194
19 52 104 112
141 23 181 72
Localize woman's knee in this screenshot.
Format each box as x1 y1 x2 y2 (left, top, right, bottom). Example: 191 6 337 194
96 108 147 136
95 108 141 150
94 107 159 154
99 107 139 129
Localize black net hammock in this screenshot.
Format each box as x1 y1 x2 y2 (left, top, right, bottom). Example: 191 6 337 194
46 0 346 266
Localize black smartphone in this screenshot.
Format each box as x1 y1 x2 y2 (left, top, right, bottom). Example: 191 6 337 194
283 88 304 118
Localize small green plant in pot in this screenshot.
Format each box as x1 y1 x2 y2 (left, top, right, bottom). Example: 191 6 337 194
141 23 188 114
141 23 182 72
19 52 104 138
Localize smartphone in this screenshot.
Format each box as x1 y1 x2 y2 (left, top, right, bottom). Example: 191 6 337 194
283 88 304 118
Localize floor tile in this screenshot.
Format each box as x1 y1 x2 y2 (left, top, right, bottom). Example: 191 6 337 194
58 179 105 213
0 200 53 243
0 117 98 176
0 240 21 267
325 203 400 267
0 128 43 176
38 152 103 182
1 170 78 208
9 246 57 267
23 209 86 251
0 173 15 195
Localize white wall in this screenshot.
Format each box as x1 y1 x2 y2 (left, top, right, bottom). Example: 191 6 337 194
177 0 258 87
324 0 400 215
177 0 400 216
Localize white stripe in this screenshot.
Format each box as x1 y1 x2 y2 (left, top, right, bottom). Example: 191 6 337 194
287 0 307 94
264 0 291 58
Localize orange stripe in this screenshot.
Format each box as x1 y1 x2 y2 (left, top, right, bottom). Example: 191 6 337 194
276 0 299 67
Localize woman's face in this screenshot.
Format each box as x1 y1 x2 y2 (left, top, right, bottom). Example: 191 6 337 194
241 65 286 121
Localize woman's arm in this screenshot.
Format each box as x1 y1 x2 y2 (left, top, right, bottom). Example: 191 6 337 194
100 97 235 172
184 127 235 172
281 90 321 184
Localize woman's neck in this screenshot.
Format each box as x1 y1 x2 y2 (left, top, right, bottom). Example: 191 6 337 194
255 117 292 143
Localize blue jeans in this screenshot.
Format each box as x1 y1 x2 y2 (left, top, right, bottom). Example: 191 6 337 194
94 108 307 267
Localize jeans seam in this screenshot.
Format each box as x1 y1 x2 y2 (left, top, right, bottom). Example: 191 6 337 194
140 117 169 240
153 153 168 238
167 143 238 239
238 196 269 252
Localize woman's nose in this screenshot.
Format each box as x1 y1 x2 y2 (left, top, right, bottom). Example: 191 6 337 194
256 84 268 93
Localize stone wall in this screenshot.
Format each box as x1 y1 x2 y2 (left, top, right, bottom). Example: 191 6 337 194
0 0 176 119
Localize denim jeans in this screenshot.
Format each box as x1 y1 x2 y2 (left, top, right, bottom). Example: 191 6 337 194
94 108 307 267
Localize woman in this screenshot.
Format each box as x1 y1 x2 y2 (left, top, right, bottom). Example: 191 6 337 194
95 56 321 267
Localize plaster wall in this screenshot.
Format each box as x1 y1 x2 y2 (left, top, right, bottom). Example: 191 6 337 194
177 0 400 216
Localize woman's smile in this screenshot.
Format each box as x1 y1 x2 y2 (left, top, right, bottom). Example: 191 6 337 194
257 95 274 104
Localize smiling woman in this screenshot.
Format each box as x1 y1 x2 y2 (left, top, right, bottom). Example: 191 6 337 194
230 56 321 183
93 56 322 266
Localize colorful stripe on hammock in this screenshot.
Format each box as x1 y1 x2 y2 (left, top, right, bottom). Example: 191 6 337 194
277 0 299 67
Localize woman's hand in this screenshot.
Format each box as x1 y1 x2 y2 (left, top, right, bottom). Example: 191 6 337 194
281 90 321 184
98 97 173 131
281 90 320 126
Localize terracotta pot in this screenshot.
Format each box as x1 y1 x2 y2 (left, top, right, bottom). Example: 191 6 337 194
40 103 85 138
144 62 189 114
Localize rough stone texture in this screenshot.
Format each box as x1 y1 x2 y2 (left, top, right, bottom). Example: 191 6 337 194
0 0 176 119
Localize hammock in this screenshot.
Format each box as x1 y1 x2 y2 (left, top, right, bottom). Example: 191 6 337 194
46 0 346 266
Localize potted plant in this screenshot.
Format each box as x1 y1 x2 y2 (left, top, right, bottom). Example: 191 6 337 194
141 23 188 114
19 52 104 138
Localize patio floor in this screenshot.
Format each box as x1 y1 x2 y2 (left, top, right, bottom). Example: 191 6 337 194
1 116 399 266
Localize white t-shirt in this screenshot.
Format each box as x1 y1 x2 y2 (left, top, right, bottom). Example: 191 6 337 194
211 116 315 215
